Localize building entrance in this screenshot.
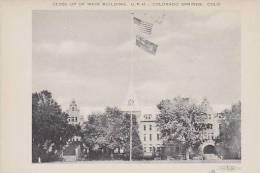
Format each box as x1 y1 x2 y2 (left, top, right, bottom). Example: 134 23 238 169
203 145 216 154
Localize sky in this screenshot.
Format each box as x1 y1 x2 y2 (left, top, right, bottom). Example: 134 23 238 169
32 10 241 115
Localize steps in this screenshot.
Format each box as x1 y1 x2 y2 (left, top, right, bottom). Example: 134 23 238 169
63 143 79 156
203 154 221 160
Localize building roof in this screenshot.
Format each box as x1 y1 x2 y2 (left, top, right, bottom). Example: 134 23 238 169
79 104 231 122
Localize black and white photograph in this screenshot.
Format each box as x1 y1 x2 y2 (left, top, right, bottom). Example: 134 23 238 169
32 10 241 163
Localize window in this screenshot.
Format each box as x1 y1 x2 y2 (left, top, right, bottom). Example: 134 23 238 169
149 147 152 152
157 134 160 141
144 125 146 131
207 123 213 129
208 133 214 140
75 117 77 121
150 134 152 141
149 125 152 130
144 114 152 119
144 134 146 141
204 133 208 140
144 147 146 152
210 133 214 139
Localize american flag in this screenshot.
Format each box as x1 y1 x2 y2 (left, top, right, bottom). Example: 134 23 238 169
133 17 153 35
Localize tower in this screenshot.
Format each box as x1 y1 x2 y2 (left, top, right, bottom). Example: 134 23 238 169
66 99 84 142
67 99 83 126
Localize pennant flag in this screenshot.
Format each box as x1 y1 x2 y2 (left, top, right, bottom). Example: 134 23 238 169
133 17 153 35
136 35 158 55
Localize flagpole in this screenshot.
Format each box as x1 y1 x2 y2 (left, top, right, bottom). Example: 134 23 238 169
130 101 133 161
129 11 134 162
128 12 158 161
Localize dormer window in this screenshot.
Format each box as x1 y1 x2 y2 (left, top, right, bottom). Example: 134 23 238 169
144 114 152 120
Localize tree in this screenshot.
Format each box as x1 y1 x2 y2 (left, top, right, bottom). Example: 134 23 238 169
81 107 143 160
32 90 76 162
218 101 241 159
81 112 109 152
121 112 143 160
156 97 209 159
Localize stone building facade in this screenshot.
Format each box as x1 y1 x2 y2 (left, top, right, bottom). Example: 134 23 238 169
139 111 163 158
121 104 163 158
